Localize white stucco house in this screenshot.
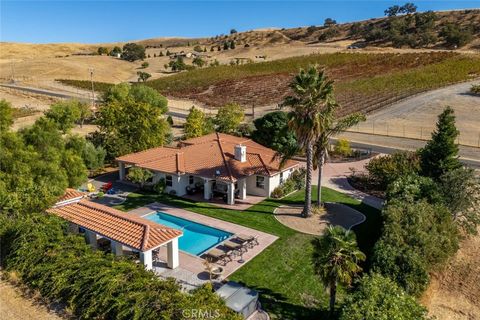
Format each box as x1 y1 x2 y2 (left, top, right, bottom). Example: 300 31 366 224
116 133 300 205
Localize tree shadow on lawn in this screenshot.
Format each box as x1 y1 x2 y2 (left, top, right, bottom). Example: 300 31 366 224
235 284 327 320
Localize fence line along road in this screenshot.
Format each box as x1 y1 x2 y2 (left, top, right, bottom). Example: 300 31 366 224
347 121 480 148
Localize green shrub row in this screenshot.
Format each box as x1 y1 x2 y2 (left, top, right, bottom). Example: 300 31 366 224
271 168 306 199
0 214 240 320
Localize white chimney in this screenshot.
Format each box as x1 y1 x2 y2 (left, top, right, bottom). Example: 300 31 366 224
234 145 247 162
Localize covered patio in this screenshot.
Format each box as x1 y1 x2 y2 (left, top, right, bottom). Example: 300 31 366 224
48 195 183 270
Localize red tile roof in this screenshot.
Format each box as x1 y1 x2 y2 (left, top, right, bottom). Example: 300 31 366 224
116 133 299 182
58 188 86 203
48 200 182 251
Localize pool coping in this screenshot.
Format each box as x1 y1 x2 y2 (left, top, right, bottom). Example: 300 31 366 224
143 211 234 257
127 202 279 279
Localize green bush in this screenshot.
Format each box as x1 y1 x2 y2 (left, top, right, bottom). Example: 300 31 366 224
365 151 420 190
470 84 480 95
339 273 429 320
0 214 240 320
334 139 352 157
270 169 305 198
153 178 166 194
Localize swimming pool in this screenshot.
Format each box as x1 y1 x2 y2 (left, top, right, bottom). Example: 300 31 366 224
145 212 232 256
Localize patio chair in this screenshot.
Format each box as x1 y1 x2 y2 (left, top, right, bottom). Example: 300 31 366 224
235 234 259 248
206 248 233 265
223 240 246 253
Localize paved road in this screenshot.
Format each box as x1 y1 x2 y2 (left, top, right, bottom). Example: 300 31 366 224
332 134 480 168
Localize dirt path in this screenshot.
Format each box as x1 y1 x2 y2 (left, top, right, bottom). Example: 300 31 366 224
0 279 64 320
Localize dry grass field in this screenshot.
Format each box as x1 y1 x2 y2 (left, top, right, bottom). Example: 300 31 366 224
422 230 480 320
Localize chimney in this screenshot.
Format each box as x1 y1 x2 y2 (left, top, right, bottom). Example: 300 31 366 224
234 144 247 163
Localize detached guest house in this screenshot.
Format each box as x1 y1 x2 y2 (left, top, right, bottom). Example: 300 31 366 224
116 133 299 205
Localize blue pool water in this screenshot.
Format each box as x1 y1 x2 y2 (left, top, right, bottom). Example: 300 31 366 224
145 212 232 256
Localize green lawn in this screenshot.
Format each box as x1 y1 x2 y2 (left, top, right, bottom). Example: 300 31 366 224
114 186 382 319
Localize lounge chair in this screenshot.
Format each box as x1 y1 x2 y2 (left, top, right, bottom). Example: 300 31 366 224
206 248 233 265
223 240 246 253
236 234 259 248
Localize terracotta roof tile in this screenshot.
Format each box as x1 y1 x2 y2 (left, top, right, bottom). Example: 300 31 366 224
116 133 299 182
47 200 182 251
57 188 86 203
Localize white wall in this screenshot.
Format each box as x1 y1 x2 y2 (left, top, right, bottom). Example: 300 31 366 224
245 168 296 197
246 175 268 197
151 172 189 196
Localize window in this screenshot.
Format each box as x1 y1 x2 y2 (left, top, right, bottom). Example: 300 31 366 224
189 175 194 185
166 175 173 187
280 172 284 184
256 176 265 189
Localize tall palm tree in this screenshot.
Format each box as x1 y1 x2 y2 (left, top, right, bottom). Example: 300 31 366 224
312 225 365 317
282 66 335 217
313 107 365 206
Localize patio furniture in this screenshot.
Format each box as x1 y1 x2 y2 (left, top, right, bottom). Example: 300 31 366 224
223 240 246 253
101 182 113 192
206 248 234 265
210 266 224 279
235 234 259 248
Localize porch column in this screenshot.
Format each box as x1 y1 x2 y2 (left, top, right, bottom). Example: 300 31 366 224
84 230 97 249
111 241 123 256
227 182 235 205
119 162 126 180
167 238 179 269
204 178 211 200
140 250 153 270
238 179 247 200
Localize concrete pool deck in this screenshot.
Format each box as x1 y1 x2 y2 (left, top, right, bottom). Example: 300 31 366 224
128 202 278 289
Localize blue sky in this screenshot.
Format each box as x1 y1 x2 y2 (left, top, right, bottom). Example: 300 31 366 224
1 1 479 43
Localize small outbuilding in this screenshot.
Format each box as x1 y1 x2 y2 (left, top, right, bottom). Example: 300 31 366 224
216 281 259 319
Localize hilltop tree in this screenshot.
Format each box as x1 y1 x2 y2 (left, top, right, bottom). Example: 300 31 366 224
0 99 14 132
184 106 214 139
97 47 109 55
384 5 401 16
312 226 365 317
214 103 244 134
401 2 417 14
192 56 206 67
420 106 461 179
440 23 474 48
137 71 151 82
230 28 238 34
111 46 122 56
121 43 146 62
169 57 187 71
324 18 337 27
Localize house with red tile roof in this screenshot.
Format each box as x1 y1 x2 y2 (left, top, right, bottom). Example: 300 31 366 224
116 133 300 205
48 191 182 270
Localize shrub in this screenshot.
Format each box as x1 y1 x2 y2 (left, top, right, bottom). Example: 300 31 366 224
365 151 420 190
141 62 149 68
169 189 177 196
291 168 306 190
271 187 284 199
193 45 203 52
334 139 352 157
311 205 326 215
440 23 473 47
339 273 429 320
470 84 480 95
0 214 240 320
121 43 146 62
153 178 166 194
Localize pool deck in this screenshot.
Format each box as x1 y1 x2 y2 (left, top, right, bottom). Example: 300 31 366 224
128 202 278 290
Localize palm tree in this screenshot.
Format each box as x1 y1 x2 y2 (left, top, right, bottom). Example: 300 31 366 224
282 66 335 217
312 225 365 317
313 107 365 206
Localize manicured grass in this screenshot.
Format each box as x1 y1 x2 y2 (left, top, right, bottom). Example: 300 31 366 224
115 186 382 319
